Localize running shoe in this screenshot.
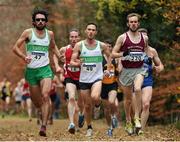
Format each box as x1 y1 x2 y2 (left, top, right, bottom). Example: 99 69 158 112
78 114 84 128
75 127 80 132
68 123 75 134
39 125 46 137
138 129 144 135
107 128 113 137
134 117 141 128
93 106 100 120
112 116 118 128
37 119 41 125
86 128 93 137
125 122 134 135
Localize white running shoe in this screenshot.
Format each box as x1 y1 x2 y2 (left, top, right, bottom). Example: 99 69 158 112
134 117 141 128
86 128 93 137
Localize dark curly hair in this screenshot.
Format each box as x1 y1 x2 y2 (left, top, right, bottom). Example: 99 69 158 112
32 7 49 22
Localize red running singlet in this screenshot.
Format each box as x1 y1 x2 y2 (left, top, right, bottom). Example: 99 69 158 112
64 45 80 80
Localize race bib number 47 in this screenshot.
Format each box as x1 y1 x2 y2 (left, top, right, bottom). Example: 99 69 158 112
31 52 45 60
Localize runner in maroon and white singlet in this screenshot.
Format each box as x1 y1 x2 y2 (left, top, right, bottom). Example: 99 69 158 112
112 13 148 135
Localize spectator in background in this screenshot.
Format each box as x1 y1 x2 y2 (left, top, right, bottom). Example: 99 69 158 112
13 81 22 114
20 78 32 122
0 76 12 117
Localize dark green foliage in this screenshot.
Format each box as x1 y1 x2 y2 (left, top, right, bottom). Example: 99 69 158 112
90 0 177 51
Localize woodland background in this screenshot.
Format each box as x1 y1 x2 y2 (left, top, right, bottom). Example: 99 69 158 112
0 0 179 124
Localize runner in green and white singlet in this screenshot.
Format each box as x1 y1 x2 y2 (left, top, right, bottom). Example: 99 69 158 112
13 8 61 137
70 23 111 137
80 40 103 83
26 28 50 69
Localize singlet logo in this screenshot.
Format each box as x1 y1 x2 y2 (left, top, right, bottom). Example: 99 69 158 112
32 40 36 43
44 40 48 44
83 51 86 55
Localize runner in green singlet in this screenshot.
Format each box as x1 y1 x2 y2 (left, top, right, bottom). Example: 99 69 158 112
13 7 62 137
70 23 111 137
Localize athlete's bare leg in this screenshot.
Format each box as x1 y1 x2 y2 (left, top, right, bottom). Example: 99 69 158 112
48 100 54 124
5 96 10 113
40 78 52 126
81 89 92 126
29 86 42 109
77 90 84 115
103 100 111 127
121 85 132 122
133 74 144 119
114 98 122 127
26 98 32 121
141 86 152 130
30 85 43 125
91 81 102 120
91 81 102 104
74 101 79 130
108 90 117 115
66 83 77 124
77 91 85 128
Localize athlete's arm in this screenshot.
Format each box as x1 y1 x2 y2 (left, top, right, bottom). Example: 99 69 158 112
49 31 62 60
117 58 123 73
53 47 65 73
151 48 164 73
101 42 110 57
101 42 111 67
54 75 62 88
143 34 149 54
112 34 125 58
70 42 81 67
13 29 31 63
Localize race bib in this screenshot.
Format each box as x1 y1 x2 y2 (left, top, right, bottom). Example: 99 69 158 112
128 52 144 61
31 51 45 60
67 66 80 72
82 64 97 72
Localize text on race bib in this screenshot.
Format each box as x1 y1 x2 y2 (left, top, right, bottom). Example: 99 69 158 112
82 64 97 72
32 52 45 60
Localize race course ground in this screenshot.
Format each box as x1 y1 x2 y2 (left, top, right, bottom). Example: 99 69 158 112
0 117 179 141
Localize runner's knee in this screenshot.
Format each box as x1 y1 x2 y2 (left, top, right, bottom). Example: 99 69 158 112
109 99 115 105
69 97 76 104
43 95 50 102
75 106 79 113
143 102 150 111
91 95 99 102
134 87 141 94
124 99 131 106
104 107 110 114
85 103 92 111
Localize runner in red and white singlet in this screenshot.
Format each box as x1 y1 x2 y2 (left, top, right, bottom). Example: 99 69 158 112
54 29 84 134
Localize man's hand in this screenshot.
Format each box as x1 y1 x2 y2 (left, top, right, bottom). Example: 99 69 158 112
123 50 129 57
147 57 152 65
154 65 162 73
56 66 63 74
24 56 32 64
104 70 111 78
